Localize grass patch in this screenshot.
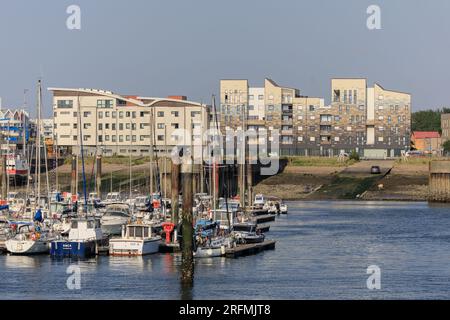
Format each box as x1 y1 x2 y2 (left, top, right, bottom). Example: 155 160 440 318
287 156 357 167
315 175 380 199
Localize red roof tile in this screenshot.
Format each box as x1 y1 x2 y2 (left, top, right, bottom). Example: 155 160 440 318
412 131 441 139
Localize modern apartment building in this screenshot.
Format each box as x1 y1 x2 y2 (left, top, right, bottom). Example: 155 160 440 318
220 78 411 158
50 88 209 157
0 109 30 154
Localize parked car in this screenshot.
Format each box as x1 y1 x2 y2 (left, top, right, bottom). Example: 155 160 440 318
370 166 381 174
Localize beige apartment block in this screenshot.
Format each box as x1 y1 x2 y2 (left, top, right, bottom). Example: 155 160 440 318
49 88 209 157
220 78 411 158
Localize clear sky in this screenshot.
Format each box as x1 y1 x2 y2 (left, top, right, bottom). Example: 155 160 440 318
1 0 450 117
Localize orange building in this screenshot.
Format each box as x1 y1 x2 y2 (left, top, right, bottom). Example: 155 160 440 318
411 131 442 154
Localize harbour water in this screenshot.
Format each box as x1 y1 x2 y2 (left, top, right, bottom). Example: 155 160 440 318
1 201 450 300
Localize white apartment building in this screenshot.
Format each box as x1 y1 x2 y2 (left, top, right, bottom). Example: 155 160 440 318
49 88 209 157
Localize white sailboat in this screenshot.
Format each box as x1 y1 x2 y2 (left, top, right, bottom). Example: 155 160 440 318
6 80 53 255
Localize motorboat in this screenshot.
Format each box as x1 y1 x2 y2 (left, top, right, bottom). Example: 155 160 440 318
51 217 104 258
109 221 161 256
193 219 234 258
103 192 124 205
101 204 132 235
232 224 265 244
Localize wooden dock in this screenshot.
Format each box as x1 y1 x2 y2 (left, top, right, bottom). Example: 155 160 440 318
225 240 276 258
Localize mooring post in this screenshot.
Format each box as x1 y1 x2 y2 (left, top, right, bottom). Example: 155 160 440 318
71 154 77 195
96 154 102 197
1 154 7 200
171 159 180 227
181 149 194 284
247 161 253 207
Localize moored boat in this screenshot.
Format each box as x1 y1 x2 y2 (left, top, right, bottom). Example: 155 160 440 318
109 221 161 256
50 217 104 258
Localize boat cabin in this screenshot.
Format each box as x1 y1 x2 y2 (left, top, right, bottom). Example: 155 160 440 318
68 218 103 241
121 223 154 240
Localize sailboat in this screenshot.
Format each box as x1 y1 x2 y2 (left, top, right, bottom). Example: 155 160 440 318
6 80 54 255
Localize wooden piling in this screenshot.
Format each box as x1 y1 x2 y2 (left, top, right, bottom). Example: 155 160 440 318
180 154 194 284
171 160 180 225
96 155 102 197
71 154 77 195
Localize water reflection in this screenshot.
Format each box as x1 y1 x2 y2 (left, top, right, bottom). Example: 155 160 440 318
4 255 42 269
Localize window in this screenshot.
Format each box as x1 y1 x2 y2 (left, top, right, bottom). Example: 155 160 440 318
334 115 340 122
298 115 303 120
126 123 130 130
112 123 116 130
73 124 77 129
258 95 264 100
333 90 340 102
191 111 200 117
105 123 109 130
98 135 103 143
116 99 127 106
248 105 254 111
112 111 117 118
119 112 124 119
112 136 117 142
298 136 303 142
157 135 164 141
105 111 110 117
57 100 73 108
171 123 179 129
298 126 303 131
267 105 274 111
378 136 384 142
83 123 91 129
132 112 136 118
171 111 179 117
105 135 110 141
249 95 254 100
98 124 103 130
132 135 136 142
346 126 352 131
334 137 340 142
119 123 123 130
126 135 130 141
83 111 91 117
73 112 77 117
97 100 113 108
73 135 77 141
83 135 91 141
126 112 131 117
157 123 165 129
267 115 273 121
157 111 164 117
119 135 124 142
309 105 315 112
98 112 103 119
131 123 136 130
320 115 332 122
310 136 315 142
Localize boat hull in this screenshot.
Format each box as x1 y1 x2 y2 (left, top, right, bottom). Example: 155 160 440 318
50 240 97 258
5 239 50 255
109 238 161 256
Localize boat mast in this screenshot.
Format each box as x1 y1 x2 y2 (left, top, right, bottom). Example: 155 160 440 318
77 95 88 214
129 117 132 200
35 80 42 212
149 107 154 195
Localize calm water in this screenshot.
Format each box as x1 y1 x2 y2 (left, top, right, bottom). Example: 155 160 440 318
1 201 450 300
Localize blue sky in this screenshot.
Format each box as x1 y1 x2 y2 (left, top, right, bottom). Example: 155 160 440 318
1 0 450 117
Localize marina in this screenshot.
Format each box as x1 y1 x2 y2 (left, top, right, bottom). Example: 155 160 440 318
1 201 449 300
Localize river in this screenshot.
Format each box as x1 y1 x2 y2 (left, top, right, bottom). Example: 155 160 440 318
1 201 449 299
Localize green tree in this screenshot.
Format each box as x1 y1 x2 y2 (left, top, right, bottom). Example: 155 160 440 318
443 140 450 155
412 108 450 133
